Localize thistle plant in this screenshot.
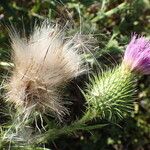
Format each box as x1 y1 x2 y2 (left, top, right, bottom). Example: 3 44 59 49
1 23 150 147
29 35 150 144
82 35 150 123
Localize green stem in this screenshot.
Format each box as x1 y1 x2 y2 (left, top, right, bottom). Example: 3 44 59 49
35 116 106 144
92 2 129 22
0 61 14 68
76 110 97 124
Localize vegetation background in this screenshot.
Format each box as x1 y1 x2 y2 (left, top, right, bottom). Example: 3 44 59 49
0 0 150 149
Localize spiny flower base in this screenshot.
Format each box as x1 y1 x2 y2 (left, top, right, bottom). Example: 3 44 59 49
84 66 137 122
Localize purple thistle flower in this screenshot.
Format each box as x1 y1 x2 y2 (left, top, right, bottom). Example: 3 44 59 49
123 35 150 75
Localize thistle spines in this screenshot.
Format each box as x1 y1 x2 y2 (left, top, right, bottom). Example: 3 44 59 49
84 66 137 122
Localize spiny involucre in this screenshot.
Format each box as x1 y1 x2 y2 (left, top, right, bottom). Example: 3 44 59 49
84 34 150 122
84 67 136 122
5 21 88 119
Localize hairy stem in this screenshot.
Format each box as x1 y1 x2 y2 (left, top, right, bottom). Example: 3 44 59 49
35 119 106 144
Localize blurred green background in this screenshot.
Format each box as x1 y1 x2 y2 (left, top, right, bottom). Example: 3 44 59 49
0 0 150 150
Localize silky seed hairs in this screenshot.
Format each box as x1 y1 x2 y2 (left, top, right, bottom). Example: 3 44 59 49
5 21 88 120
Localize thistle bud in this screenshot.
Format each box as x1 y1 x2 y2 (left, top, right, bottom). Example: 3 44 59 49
84 67 136 122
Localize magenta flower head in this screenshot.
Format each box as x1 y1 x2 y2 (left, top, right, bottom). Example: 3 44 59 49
123 34 150 75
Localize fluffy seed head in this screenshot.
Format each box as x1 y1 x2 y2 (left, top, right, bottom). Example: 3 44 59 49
6 21 87 119
123 35 150 75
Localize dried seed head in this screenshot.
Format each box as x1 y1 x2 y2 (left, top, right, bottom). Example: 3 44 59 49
6 21 88 119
